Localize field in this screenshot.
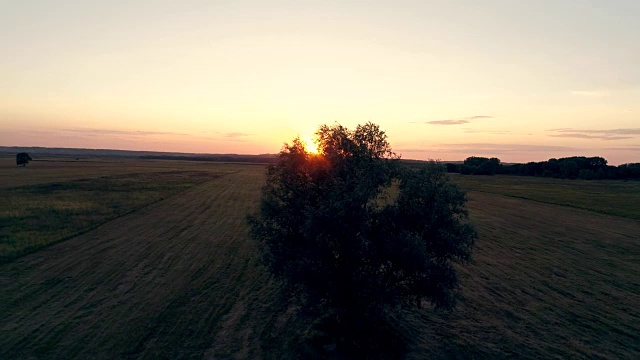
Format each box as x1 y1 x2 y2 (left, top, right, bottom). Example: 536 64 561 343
0 157 257 262
1 159 639 358
452 173 640 220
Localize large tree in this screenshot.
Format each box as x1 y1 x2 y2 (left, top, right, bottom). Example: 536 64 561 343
249 123 477 354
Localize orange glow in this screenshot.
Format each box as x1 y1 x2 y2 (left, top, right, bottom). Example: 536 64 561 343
303 136 319 154
1 3 639 165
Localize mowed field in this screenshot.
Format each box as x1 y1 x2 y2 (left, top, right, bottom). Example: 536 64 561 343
0 157 225 188
0 157 252 262
1 159 639 359
451 173 640 220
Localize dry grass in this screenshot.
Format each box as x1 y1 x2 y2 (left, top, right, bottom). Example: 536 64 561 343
401 192 640 359
0 159 250 262
1 162 638 358
1 166 286 358
451 173 640 220
0 156 233 188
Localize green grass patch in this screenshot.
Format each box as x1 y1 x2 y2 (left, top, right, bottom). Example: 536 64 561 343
451 174 640 220
0 171 219 262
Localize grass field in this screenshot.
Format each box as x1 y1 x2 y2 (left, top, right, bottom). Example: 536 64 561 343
1 160 638 358
451 173 640 220
0 157 225 187
0 158 250 262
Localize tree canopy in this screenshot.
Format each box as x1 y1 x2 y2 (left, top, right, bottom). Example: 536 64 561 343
248 123 477 355
446 156 639 180
460 156 501 175
16 153 32 167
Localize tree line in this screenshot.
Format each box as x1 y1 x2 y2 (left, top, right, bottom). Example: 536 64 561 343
445 156 640 180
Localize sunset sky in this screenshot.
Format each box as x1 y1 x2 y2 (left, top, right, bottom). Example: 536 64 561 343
1 1 639 164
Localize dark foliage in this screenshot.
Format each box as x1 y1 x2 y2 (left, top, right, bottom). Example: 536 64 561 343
445 155 639 180
16 152 32 166
501 157 640 180
460 156 501 175
445 162 461 173
249 123 477 356
615 163 640 179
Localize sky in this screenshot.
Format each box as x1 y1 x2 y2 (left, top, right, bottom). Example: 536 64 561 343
1 0 639 164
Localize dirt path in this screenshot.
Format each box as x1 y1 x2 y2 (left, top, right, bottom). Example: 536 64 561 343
0 167 277 359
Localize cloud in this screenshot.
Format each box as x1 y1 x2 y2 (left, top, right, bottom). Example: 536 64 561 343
467 115 494 120
420 115 494 125
549 128 640 135
397 143 580 154
61 128 182 137
602 146 640 152
547 128 640 141
57 128 215 141
570 90 609 97
224 132 251 138
426 119 469 125
548 134 632 141
464 129 511 134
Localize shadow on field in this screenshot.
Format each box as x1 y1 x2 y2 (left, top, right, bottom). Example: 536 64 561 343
298 316 407 359
259 298 408 360
263 302 493 359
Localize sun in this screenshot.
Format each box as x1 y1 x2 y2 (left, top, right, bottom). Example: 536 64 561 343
302 136 319 154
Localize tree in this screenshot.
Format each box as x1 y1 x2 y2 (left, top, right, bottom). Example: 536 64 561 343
16 153 32 167
461 156 501 175
444 162 460 173
561 160 578 179
248 123 477 355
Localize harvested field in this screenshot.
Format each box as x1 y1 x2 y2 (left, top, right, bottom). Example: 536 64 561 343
0 167 284 358
0 157 252 188
451 173 640 220
1 163 638 358
0 170 225 262
403 192 640 359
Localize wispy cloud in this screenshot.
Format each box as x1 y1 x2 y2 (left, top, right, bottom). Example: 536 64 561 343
57 128 215 141
602 146 640 152
427 119 469 125
467 116 494 120
547 128 640 141
548 134 632 141
224 132 251 138
59 128 254 142
61 128 185 137
397 143 580 154
570 90 609 97
464 129 511 135
418 115 494 125
549 128 640 135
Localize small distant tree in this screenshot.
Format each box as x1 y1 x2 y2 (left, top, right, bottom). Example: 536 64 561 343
16 153 32 167
249 123 477 355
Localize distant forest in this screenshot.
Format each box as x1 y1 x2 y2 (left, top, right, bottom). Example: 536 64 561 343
2 146 637 180
445 156 640 180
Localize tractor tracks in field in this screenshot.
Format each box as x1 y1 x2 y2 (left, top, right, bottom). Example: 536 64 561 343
467 189 640 222
4 168 638 359
401 191 640 359
0 168 272 359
